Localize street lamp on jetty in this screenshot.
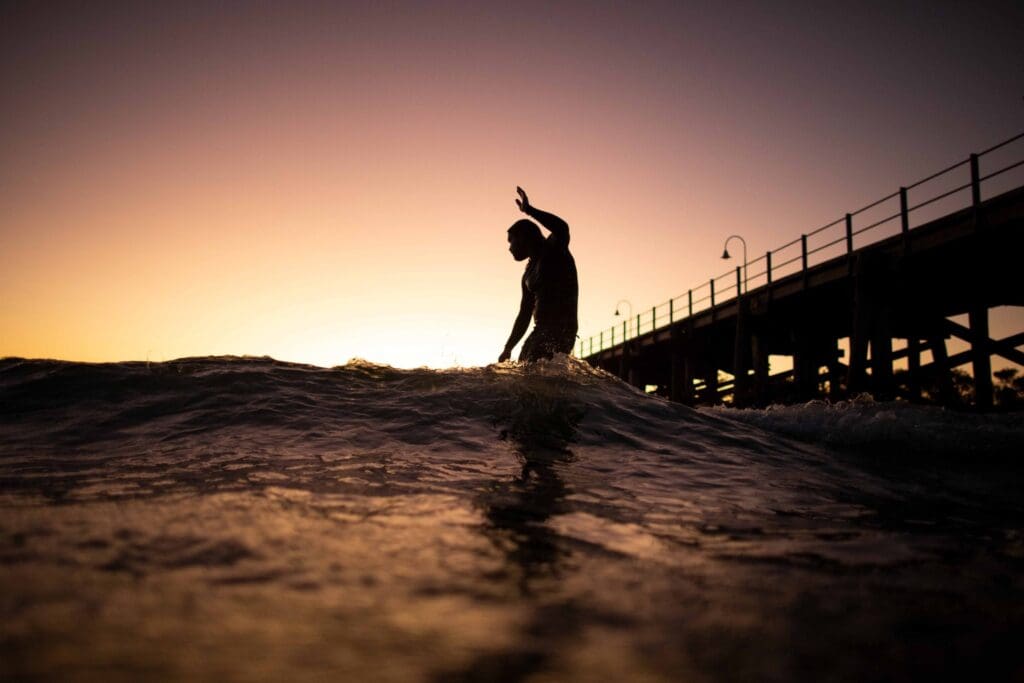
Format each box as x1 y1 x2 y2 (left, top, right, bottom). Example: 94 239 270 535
614 299 633 338
721 235 748 294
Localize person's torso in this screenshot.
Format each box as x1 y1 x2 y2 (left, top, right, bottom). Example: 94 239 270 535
524 238 578 330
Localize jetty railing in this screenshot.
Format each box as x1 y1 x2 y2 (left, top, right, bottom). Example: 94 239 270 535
578 131 1024 358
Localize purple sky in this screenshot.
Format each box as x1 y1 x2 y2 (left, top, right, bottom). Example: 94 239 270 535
2 1 1022 366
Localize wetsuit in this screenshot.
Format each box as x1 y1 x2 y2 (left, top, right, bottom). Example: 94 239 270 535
518 206 578 361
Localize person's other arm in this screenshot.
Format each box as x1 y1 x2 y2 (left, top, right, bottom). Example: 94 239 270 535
516 186 569 247
499 278 534 362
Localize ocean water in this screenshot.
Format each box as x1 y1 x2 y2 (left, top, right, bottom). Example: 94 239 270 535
2 356 1023 682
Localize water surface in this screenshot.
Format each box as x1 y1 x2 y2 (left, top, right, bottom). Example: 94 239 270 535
2 356 1023 681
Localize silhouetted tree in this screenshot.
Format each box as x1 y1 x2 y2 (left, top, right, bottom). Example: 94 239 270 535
994 367 1024 409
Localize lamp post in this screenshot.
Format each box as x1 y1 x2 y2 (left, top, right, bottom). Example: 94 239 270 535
721 235 748 294
614 299 633 337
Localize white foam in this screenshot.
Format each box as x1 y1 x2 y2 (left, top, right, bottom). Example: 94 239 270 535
707 397 1024 458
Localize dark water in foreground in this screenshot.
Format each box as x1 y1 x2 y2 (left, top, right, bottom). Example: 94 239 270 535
2 356 1023 682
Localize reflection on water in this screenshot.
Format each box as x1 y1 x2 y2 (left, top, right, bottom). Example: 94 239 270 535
441 394 584 682
2 357 1024 681
484 391 581 591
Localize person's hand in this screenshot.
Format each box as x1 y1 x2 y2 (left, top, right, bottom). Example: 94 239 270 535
515 186 531 214
498 349 511 363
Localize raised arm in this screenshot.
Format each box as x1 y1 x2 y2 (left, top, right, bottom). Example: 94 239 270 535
499 278 534 362
516 187 569 246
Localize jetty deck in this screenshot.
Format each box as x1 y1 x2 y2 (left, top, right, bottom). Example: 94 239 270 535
580 134 1024 409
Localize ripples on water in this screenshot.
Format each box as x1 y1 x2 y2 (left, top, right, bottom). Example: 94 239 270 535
1 356 1023 681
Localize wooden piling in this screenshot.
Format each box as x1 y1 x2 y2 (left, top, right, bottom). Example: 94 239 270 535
870 310 895 400
929 334 955 404
970 306 993 409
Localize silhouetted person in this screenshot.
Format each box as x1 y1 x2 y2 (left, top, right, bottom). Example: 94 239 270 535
499 188 579 363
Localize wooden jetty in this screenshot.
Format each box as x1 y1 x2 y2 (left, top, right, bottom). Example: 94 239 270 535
579 135 1024 409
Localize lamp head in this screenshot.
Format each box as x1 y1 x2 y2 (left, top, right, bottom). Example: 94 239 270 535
721 248 731 259
614 308 621 316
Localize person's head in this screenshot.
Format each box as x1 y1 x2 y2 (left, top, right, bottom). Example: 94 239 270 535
507 219 543 261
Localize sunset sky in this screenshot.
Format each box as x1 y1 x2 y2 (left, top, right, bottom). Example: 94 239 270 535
2 1 1022 368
